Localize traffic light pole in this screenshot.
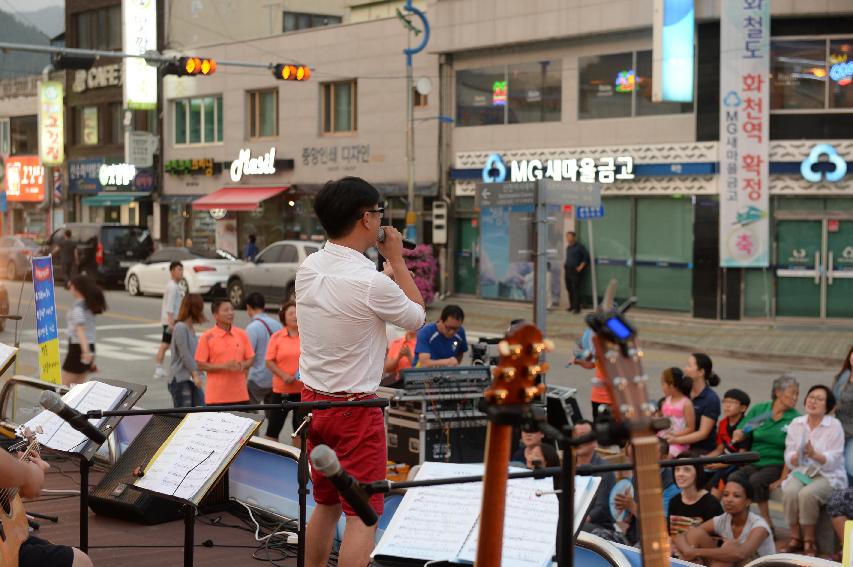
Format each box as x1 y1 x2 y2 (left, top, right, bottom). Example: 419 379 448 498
405 33 416 241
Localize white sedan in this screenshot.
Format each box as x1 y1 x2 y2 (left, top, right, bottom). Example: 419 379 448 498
125 247 244 296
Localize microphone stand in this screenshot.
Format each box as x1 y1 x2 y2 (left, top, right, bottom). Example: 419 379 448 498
292 413 312 567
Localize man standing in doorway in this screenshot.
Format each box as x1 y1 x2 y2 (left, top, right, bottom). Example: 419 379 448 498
154 262 185 380
564 231 589 314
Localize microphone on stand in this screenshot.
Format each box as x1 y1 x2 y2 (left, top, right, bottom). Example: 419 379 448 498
39 391 108 445
377 227 416 250
310 445 378 526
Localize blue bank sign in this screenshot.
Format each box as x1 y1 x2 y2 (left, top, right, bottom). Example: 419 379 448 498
481 153 635 184
800 144 847 183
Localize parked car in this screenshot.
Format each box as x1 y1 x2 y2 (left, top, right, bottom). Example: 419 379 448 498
125 247 244 297
0 236 40 280
226 240 321 308
43 224 155 286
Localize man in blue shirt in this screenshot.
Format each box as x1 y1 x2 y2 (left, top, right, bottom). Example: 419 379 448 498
414 305 468 367
245 292 283 408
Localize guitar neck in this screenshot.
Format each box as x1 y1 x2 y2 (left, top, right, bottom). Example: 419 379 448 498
475 422 513 567
631 435 670 566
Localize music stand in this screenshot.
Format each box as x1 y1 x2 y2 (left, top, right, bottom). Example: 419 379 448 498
133 411 263 567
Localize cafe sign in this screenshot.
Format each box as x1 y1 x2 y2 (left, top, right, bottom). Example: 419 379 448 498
230 147 276 182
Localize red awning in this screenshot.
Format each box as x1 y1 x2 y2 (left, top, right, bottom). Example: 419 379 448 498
191 186 288 211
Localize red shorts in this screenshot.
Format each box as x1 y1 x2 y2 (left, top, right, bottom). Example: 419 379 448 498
303 388 387 516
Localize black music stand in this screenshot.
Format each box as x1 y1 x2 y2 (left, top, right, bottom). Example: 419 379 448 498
41 378 146 553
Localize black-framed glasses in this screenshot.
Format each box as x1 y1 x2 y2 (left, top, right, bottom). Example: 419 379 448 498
364 207 385 219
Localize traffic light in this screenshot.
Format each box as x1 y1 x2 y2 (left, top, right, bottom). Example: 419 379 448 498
163 56 217 77
272 64 311 81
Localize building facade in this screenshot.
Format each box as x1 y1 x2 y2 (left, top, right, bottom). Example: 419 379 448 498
433 0 853 320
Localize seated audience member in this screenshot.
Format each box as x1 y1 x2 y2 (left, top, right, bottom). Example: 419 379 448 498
669 353 721 455
673 477 776 566
414 305 468 367
668 451 724 544
510 428 560 469
383 329 417 384
659 367 695 457
574 420 616 534
781 384 847 556
705 389 751 497
732 375 800 529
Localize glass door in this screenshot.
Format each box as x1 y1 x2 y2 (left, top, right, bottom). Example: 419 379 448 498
454 218 478 295
826 219 853 318
775 220 822 318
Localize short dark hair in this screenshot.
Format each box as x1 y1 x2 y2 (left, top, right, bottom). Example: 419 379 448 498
169 261 183 272
724 388 751 408
64 229 72 238
566 231 576 237
807 384 836 413
440 304 464 322
727 474 754 500
245 292 266 310
249 234 256 243
279 301 296 325
314 177 380 239
675 451 705 489
211 299 231 314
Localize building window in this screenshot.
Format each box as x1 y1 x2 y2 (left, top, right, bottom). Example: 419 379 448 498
322 81 357 133
109 102 123 144
71 106 99 146
771 38 853 111
9 115 37 155
248 89 279 138
456 61 562 127
73 6 121 50
578 50 691 119
283 11 342 33
413 87 428 108
0 119 8 155
173 95 223 145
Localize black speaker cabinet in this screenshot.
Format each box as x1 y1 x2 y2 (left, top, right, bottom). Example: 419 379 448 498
89 414 229 525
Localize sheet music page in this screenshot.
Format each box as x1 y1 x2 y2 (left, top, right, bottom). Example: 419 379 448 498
0 342 17 369
134 412 257 503
371 462 484 562
26 381 129 452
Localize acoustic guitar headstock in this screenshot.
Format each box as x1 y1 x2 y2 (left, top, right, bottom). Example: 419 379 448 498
484 322 553 406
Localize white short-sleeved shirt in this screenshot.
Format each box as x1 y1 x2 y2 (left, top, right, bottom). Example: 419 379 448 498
296 242 425 393
713 512 776 558
161 280 184 325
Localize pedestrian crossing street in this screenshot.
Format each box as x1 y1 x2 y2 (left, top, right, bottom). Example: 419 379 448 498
19 323 167 362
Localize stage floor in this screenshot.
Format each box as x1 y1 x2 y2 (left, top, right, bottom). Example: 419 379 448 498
23 454 299 567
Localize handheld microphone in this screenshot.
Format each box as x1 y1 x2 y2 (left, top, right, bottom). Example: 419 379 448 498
377 227 416 250
39 391 108 445
310 444 378 526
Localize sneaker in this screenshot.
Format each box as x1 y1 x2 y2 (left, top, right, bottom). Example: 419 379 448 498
153 366 167 380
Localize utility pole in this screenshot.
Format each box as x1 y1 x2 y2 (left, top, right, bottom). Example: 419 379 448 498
396 1 429 242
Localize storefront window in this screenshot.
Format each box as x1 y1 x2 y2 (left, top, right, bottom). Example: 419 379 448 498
507 61 561 124
830 40 853 109
578 52 634 119
456 62 562 126
9 115 37 155
770 40 826 110
635 51 693 116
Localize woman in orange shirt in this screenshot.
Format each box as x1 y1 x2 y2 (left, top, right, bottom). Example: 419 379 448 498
265 301 303 446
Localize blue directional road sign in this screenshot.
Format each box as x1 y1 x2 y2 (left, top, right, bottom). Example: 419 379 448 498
577 205 605 219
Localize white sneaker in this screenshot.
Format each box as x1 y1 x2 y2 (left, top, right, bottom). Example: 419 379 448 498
153 366 167 380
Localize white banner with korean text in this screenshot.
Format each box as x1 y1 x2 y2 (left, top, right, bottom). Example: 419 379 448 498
719 0 770 268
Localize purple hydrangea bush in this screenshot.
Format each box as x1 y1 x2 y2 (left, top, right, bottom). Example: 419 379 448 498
403 244 437 305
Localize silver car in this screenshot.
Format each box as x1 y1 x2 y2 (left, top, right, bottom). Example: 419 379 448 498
226 240 321 308
0 236 40 280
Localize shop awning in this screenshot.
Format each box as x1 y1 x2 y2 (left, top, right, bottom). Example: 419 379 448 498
191 186 288 211
82 193 145 207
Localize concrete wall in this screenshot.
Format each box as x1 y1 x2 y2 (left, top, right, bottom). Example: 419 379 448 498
0 76 38 119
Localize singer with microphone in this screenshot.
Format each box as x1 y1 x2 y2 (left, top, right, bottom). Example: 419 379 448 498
297 177 425 567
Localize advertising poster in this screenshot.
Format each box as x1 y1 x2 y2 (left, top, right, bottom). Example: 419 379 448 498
32 256 61 385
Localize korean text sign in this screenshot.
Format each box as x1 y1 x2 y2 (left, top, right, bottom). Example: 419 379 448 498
32 256 61 384
5 156 45 202
719 0 770 267
38 81 64 166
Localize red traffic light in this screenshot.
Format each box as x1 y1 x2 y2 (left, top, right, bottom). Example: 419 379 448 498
272 64 311 81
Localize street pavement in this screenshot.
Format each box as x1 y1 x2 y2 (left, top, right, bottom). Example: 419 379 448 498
0 279 845 437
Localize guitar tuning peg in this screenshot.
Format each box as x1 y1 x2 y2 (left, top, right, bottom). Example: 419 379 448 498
498 340 511 356
529 363 550 376
486 388 509 402
500 367 517 381
543 339 555 352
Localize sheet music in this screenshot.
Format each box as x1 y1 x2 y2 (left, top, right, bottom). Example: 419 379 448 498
134 412 257 503
0 342 17 370
24 381 128 452
372 462 601 567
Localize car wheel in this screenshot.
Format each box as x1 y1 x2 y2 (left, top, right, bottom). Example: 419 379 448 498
127 274 142 296
284 282 295 303
179 278 189 296
228 279 245 309
6 262 16 281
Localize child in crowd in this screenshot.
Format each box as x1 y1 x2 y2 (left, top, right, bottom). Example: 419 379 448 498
705 389 752 497
673 476 776 566
659 367 695 457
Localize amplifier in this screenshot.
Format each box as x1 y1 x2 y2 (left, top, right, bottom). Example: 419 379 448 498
89 414 229 525
386 408 487 466
399 366 491 395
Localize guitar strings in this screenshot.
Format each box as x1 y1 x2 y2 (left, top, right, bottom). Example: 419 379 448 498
0 437 41 504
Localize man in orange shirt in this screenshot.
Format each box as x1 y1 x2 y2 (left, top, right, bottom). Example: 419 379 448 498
383 330 417 384
195 299 255 404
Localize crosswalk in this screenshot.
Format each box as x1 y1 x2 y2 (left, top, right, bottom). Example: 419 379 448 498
19 324 167 362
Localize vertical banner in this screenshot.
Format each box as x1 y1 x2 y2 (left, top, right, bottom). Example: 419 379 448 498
123 0 158 110
719 0 770 268
38 81 64 166
652 0 695 102
32 256 61 384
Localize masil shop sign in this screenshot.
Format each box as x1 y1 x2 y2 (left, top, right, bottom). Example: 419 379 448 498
482 153 635 184
230 147 276 182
